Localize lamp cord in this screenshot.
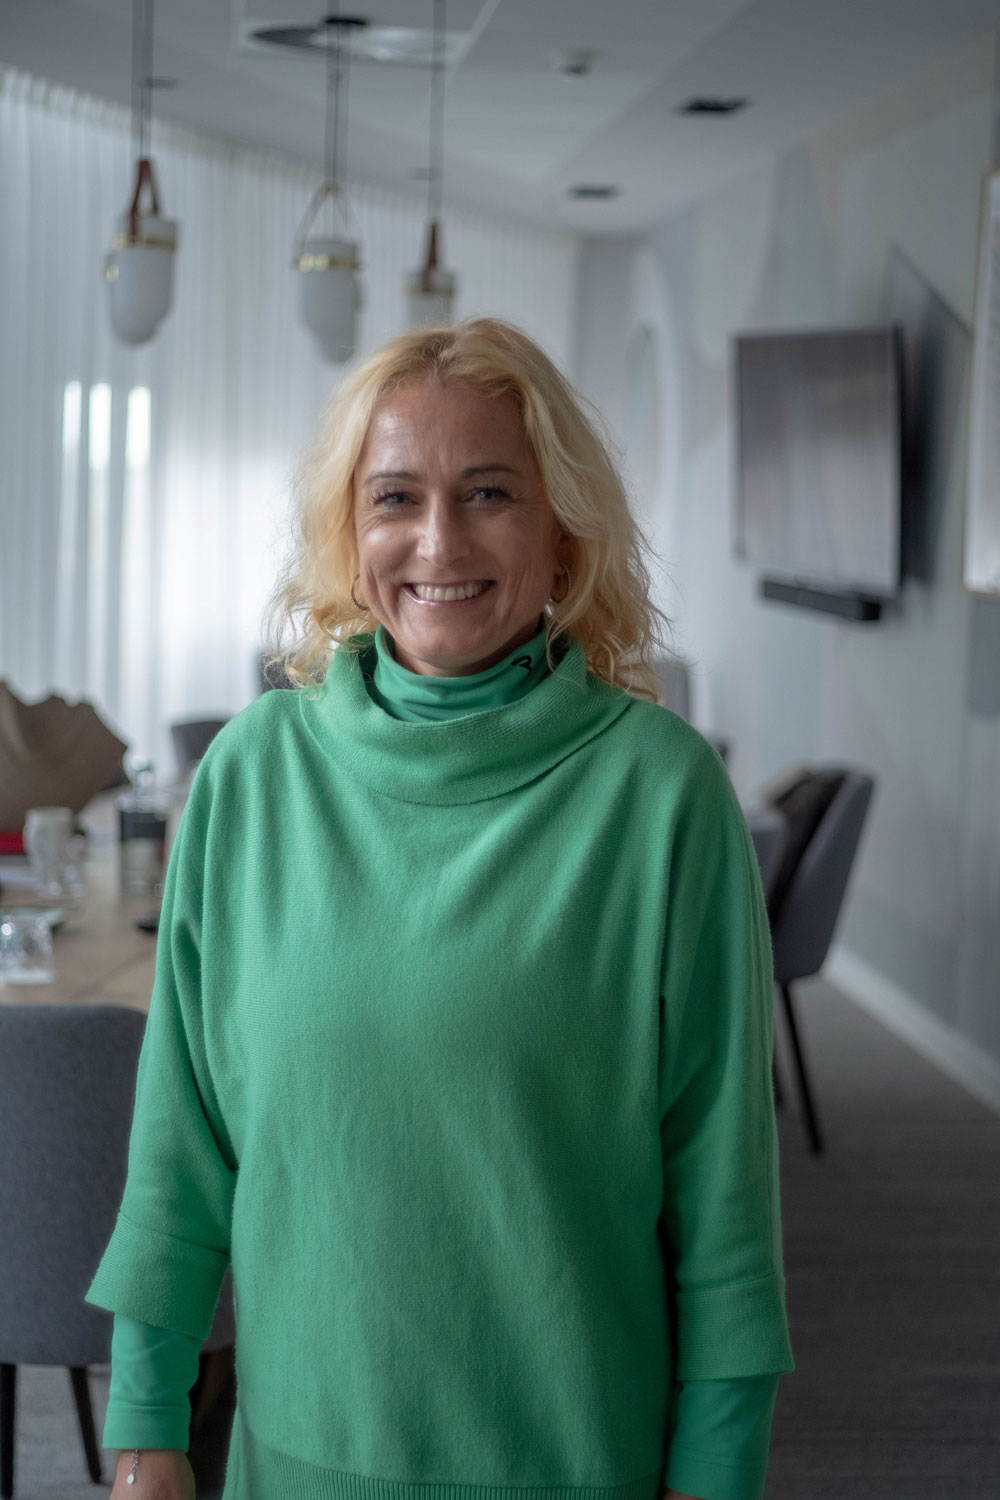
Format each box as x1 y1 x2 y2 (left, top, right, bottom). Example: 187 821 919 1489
340 25 352 197
429 0 445 227
324 2 341 191
132 0 154 164
322 4 355 201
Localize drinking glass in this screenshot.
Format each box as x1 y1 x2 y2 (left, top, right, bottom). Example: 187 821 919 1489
117 766 168 895
61 832 88 904
0 913 55 985
23 806 73 897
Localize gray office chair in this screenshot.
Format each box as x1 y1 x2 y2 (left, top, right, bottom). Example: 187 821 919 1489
0 1005 235 1498
652 656 691 720
258 652 295 694
745 804 789 1111
170 718 229 779
746 805 788 906
653 656 730 766
763 765 876 1156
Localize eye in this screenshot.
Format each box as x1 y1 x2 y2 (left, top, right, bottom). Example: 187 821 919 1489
370 488 413 508
468 485 512 503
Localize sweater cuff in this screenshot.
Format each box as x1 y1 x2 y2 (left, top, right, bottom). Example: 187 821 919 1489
665 1443 769 1500
102 1401 191 1453
85 1212 229 1342
664 1374 779 1500
675 1272 795 1380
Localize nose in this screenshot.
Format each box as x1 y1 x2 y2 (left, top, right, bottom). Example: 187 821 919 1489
416 495 471 570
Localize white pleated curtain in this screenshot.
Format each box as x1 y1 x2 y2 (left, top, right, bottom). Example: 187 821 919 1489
0 68 580 776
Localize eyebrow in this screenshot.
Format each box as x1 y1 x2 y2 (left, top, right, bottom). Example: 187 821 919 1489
362 463 520 485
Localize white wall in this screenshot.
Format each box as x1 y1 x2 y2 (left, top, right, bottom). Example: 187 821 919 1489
573 32 1000 1084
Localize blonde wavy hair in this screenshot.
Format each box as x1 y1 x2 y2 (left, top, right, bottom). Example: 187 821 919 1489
265 317 670 701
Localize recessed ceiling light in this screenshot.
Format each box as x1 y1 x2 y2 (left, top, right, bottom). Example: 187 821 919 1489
568 184 620 200
552 49 599 78
679 97 750 115
248 21 464 66
251 21 369 53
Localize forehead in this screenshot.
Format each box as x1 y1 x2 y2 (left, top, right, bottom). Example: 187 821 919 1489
357 379 532 470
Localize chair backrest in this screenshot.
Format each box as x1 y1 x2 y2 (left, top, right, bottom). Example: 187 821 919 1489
770 765 875 983
704 732 730 767
0 1004 147 1367
652 657 691 720
652 659 729 763
746 805 788 905
170 718 229 777
258 653 295 694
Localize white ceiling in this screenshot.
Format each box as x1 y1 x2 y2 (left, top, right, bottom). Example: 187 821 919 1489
2 0 999 234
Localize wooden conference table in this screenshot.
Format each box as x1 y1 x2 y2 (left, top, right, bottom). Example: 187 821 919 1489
0 792 166 1012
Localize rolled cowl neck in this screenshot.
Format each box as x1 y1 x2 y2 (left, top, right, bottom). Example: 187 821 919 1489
299 629 631 806
369 622 552 723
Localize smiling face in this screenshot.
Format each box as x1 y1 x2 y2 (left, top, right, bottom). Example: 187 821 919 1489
352 379 568 677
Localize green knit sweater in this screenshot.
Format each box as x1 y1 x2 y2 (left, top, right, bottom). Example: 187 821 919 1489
87 631 793 1500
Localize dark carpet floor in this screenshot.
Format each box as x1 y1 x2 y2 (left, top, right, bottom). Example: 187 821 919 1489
767 976 1000 1496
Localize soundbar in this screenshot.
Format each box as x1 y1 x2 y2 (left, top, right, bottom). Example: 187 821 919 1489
759 578 883 621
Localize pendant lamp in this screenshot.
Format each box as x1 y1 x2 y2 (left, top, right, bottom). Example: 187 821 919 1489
406 0 457 327
103 0 178 346
294 11 366 364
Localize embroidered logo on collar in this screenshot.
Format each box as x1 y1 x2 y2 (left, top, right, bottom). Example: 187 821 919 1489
511 656 533 673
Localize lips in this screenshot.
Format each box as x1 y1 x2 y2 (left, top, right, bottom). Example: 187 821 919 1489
407 581 493 602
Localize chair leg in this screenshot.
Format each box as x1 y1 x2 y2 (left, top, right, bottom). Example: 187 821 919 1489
777 982 825 1155
1 1364 15 1500
68 1368 103 1483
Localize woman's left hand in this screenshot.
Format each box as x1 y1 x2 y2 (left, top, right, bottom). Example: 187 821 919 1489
663 1491 706 1500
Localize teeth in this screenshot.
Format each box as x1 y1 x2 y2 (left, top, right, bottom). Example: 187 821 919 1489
411 581 487 602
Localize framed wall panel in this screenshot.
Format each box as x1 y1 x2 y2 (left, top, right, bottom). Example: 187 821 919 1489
965 165 1000 595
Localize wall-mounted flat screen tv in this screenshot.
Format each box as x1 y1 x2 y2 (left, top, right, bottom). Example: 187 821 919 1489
734 326 902 600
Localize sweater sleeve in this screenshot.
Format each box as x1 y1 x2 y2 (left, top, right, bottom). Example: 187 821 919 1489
101 1313 202 1452
85 764 236 1341
658 742 795 1383
664 1374 781 1500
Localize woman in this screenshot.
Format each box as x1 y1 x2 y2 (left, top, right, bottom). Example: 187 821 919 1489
87 318 794 1500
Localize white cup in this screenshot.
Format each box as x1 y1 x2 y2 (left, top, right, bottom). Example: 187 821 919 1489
23 806 73 896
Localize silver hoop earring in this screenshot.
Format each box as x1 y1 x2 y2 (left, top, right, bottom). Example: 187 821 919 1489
350 574 366 611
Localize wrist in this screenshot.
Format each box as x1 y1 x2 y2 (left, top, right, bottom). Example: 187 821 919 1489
116 1448 139 1485
112 1447 192 1498
114 1448 186 1473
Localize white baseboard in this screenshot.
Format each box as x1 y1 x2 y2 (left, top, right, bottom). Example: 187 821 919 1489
826 946 1000 1118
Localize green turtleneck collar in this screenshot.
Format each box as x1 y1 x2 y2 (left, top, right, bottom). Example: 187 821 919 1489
368 622 552 723
301 630 630 806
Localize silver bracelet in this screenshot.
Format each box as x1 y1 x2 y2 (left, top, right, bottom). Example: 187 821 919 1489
126 1448 140 1484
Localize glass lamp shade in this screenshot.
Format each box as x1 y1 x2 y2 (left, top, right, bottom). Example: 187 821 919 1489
103 212 178 346
405 265 457 328
295 235 362 364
